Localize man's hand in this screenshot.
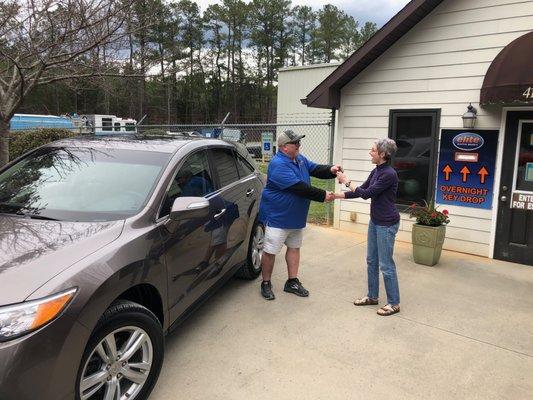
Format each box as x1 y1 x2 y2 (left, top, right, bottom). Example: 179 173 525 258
336 171 348 184
324 191 335 202
330 165 343 175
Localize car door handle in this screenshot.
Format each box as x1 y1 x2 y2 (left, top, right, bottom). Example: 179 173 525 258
246 188 255 197
214 209 226 219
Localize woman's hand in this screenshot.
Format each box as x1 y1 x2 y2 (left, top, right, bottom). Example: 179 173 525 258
336 171 349 184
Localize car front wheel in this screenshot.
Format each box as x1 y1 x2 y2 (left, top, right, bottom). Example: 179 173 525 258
235 221 264 280
76 300 164 400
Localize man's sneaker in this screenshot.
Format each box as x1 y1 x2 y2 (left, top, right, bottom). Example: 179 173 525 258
284 278 309 297
261 281 275 300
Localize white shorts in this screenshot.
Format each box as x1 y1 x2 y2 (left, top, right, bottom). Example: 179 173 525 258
263 226 304 255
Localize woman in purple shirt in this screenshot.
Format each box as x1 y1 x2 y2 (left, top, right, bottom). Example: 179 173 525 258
335 138 401 316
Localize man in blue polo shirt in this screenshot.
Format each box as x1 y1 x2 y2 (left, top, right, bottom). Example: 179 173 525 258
258 130 342 300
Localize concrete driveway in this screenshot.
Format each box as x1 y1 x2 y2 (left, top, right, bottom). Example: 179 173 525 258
150 225 533 400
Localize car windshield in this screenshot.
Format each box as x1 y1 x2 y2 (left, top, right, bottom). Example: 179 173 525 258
0 146 170 222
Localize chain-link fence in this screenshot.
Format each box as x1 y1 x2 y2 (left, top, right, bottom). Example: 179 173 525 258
136 122 336 225
7 121 336 225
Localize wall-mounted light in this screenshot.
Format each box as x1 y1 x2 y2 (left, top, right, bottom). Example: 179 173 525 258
462 103 477 129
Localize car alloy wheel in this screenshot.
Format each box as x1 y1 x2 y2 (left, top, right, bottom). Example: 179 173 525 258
79 326 153 400
235 221 264 279
251 223 264 272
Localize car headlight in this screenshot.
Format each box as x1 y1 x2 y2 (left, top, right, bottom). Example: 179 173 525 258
0 288 77 342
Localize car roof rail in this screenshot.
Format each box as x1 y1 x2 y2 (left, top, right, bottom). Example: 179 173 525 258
164 130 203 138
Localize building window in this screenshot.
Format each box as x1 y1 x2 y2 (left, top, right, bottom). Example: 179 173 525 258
388 109 440 206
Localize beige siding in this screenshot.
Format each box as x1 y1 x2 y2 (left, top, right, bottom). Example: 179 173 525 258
335 0 533 257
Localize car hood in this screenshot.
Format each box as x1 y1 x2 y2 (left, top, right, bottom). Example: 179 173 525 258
0 215 124 305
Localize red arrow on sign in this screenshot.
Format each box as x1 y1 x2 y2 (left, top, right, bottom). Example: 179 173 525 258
478 166 489 184
442 165 453 181
460 166 470 182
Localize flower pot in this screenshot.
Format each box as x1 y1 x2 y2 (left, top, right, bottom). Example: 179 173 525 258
411 224 446 266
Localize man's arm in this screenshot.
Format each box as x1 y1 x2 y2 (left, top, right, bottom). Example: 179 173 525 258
310 164 343 179
286 181 327 202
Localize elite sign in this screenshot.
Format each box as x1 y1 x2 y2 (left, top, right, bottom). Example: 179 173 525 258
436 129 498 209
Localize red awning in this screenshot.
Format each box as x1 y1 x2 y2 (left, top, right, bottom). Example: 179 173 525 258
480 31 533 105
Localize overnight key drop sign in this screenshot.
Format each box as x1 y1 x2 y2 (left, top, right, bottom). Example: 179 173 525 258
436 129 498 209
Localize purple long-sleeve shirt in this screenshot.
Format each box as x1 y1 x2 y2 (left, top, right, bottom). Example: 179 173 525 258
345 163 400 226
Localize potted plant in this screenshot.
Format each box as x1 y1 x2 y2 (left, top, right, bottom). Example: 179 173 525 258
408 199 450 266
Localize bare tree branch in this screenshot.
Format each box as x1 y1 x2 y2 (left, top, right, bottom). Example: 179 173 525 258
0 48 25 105
0 0 140 166
40 71 143 85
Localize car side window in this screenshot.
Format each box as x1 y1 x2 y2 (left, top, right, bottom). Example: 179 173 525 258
235 152 255 178
159 150 214 218
209 148 240 188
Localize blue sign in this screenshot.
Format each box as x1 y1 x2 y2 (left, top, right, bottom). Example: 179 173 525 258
261 132 273 157
436 129 499 209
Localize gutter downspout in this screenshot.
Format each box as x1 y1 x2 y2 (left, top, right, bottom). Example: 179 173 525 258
327 108 336 225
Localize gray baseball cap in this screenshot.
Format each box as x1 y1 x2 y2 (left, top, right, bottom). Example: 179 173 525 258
277 130 306 146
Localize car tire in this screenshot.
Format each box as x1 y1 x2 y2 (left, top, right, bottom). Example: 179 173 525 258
235 220 264 280
75 300 164 400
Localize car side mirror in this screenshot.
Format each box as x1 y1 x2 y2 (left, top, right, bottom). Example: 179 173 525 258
169 197 209 221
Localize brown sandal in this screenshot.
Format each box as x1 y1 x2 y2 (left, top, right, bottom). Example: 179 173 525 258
353 296 379 306
377 304 400 316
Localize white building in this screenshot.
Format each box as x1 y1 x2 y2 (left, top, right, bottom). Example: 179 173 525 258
277 63 340 164
277 63 340 123
304 0 533 265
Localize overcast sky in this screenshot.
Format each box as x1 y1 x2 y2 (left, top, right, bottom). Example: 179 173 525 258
194 0 411 27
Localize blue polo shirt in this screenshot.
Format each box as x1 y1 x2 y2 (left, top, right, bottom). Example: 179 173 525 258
259 151 317 229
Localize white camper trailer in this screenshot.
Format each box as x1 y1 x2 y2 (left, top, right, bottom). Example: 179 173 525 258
84 114 137 135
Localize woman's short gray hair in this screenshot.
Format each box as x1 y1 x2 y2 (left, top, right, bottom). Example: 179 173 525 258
375 138 397 160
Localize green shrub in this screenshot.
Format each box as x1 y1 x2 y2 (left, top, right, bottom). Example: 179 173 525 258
9 128 78 160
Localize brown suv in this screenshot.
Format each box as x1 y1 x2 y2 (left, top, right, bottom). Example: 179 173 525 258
0 135 265 400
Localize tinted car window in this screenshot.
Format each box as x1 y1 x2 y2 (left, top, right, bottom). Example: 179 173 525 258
0 146 169 221
159 150 214 218
210 148 240 188
236 153 255 178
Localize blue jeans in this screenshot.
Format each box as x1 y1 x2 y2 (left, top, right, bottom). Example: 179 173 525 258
366 220 400 305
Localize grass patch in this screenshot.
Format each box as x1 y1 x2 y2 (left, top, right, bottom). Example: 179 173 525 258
257 162 334 225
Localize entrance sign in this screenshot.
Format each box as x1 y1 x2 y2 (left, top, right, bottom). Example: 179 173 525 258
511 192 533 210
261 132 274 157
436 129 499 209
